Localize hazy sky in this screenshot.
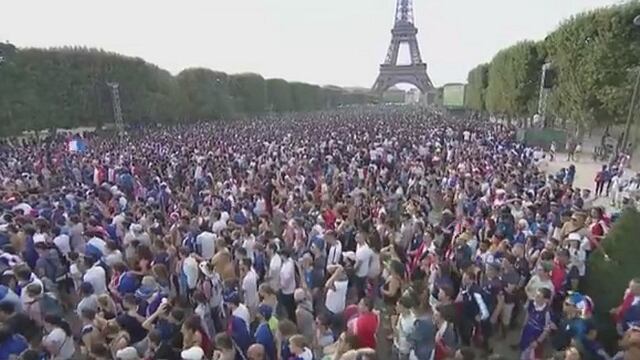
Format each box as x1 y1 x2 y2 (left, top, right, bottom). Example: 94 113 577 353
3 0 625 88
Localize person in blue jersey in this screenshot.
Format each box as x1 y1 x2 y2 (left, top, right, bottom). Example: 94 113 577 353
255 304 277 360
226 292 252 360
0 323 28 360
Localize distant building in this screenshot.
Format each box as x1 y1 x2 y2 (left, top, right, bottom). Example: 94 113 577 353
405 88 421 103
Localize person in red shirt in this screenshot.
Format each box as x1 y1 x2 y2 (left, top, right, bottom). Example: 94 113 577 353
322 205 337 231
612 279 640 326
352 297 379 349
551 250 569 294
588 207 609 253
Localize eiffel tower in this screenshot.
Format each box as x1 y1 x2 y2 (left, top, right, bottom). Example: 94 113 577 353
372 0 433 95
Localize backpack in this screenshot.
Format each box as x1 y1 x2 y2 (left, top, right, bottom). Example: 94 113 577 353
43 250 68 283
202 274 223 308
39 292 63 317
49 242 70 269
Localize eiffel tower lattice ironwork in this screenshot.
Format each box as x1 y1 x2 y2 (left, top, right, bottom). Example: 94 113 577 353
372 0 433 95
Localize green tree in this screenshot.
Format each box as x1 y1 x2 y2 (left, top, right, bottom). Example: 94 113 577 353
266 79 293 112
545 2 640 128
0 46 369 135
229 73 267 114
290 82 320 111
585 209 640 350
465 63 489 112
485 41 543 118
177 68 234 120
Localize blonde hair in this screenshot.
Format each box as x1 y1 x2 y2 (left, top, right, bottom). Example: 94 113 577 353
288 334 307 349
97 294 112 307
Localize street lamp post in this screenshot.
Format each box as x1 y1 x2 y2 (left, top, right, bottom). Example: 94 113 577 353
621 15 640 152
537 63 551 126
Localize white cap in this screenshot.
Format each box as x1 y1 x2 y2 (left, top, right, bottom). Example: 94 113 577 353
568 233 581 242
115 347 140 360
181 346 205 360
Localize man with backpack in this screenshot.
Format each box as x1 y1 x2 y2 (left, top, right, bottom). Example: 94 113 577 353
22 282 63 327
34 242 68 295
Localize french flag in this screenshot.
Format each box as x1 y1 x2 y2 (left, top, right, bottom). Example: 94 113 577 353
68 137 87 153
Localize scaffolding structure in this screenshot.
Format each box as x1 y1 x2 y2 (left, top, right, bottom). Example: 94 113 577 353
107 81 124 135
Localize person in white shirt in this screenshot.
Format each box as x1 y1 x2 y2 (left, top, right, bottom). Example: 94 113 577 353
196 224 217 260
279 249 296 320
242 234 256 260
354 233 373 298
525 264 555 302
51 227 71 256
83 259 107 295
211 211 229 234
567 233 587 277
228 293 251 332
537 154 550 174
103 241 124 267
463 130 471 142
325 231 342 270
179 247 199 292
266 243 282 292
324 265 349 320
240 258 259 316
33 232 48 245
43 316 76 360
393 296 416 358
76 282 99 317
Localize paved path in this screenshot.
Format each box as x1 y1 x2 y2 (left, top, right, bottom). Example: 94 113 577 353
546 153 638 211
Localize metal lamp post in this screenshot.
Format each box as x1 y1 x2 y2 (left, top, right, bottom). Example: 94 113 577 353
621 15 640 152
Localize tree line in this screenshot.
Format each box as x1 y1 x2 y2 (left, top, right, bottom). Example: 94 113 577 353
0 45 372 135
464 1 640 129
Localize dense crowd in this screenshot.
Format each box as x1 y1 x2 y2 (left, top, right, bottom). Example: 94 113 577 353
0 107 638 360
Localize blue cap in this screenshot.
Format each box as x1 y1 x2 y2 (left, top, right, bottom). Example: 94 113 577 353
566 292 584 306
224 291 240 305
258 304 273 320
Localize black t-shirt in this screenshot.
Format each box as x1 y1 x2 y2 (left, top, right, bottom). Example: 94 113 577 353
6 312 39 341
500 270 520 304
154 342 180 360
116 313 148 344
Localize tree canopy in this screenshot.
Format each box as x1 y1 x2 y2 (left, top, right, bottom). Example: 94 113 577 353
464 1 640 127
0 45 370 135
465 64 489 112
484 41 544 117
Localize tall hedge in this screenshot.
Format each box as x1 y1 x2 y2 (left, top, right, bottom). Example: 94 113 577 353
0 45 370 134
584 209 640 349
464 1 640 129
176 68 234 120
545 3 640 126
465 64 489 112
291 82 321 112
0 47 186 133
229 73 268 114
266 78 294 112
484 41 544 117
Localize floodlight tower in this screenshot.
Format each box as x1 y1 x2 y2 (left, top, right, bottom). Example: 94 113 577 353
107 82 124 135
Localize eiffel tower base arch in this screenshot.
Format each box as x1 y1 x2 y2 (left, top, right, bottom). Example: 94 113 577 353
372 64 432 96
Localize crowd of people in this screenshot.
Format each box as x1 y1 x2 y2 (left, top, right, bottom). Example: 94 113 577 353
0 107 637 360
